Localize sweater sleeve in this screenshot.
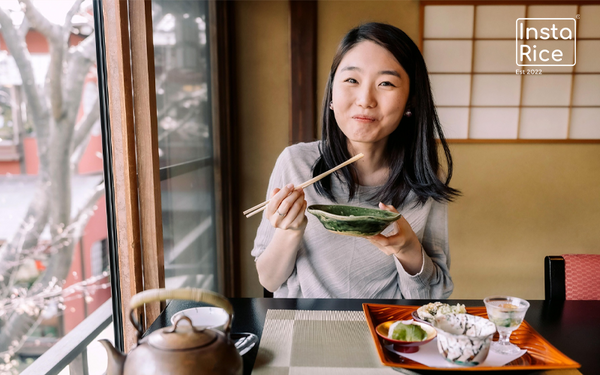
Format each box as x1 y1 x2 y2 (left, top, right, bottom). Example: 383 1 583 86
250 148 289 260
393 199 454 299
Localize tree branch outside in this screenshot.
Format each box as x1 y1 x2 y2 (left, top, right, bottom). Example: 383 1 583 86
0 1 106 372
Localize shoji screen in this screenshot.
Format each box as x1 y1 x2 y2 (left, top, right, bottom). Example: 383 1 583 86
422 3 600 142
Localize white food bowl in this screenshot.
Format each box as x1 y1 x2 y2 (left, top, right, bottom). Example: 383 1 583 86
170 307 229 331
433 313 496 366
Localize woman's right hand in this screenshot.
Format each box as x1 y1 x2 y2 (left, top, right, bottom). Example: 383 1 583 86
257 184 307 292
265 183 307 231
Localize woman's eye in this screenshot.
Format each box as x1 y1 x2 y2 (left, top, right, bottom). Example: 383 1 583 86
344 78 358 84
380 81 396 87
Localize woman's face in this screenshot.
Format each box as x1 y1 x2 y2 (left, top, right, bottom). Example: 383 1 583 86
331 41 410 147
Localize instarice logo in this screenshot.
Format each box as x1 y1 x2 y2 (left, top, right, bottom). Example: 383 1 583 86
516 18 577 66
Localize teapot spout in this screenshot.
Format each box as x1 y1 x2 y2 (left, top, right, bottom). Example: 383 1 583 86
99 339 125 375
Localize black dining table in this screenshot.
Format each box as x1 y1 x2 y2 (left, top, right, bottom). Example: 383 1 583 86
146 298 600 374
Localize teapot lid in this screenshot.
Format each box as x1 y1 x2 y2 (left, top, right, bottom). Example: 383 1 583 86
149 318 218 351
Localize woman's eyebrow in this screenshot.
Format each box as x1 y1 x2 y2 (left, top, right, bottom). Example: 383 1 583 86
339 66 401 78
339 66 360 73
379 70 401 78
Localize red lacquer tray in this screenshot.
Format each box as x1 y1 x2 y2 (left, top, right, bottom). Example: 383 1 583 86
363 303 581 371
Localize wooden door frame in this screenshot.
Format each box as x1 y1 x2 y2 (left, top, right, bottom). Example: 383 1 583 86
98 0 144 352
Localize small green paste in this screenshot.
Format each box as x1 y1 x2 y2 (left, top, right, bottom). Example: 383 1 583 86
389 322 427 341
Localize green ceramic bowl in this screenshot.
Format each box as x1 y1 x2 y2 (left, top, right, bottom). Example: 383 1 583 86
307 204 402 237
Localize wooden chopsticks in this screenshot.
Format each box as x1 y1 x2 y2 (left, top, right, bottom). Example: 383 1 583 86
243 153 364 218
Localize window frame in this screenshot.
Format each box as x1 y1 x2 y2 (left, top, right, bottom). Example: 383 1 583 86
96 0 238 351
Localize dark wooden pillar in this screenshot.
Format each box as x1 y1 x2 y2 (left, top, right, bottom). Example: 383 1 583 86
210 0 240 297
289 1 317 144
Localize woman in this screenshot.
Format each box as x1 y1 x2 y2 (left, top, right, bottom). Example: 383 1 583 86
251 22 459 299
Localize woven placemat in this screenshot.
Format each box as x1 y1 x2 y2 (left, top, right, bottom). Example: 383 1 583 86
252 309 401 375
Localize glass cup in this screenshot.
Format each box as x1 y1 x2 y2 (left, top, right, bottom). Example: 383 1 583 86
483 296 530 355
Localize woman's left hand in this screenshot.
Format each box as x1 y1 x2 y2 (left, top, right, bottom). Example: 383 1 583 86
368 202 424 275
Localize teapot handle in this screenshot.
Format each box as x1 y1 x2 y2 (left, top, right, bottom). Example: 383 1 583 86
129 288 234 339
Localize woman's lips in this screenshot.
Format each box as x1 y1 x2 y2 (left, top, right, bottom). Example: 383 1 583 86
352 115 377 122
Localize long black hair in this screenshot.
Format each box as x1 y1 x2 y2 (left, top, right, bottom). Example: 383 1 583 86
312 22 460 207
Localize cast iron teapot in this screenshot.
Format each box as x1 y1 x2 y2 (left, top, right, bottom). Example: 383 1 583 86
100 288 242 375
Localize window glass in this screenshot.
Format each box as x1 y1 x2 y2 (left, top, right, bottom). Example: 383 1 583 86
0 1 111 372
152 0 218 291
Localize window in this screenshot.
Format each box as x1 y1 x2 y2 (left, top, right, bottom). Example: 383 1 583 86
152 0 219 292
422 3 600 141
2 0 236 370
96 0 237 351
0 1 112 373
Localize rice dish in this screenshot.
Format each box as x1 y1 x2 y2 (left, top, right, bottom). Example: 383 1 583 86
416 302 466 323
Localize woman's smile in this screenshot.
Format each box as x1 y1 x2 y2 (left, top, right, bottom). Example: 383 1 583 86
352 114 378 123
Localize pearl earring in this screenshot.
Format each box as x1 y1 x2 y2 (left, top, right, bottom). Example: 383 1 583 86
329 101 333 110
404 109 412 117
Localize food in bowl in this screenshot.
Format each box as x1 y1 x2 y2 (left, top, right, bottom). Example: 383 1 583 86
388 321 428 341
433 313 496 366
376 320 437 353
483 296 530 355
307 204 401 237
416 302 466 324
485 299 528 329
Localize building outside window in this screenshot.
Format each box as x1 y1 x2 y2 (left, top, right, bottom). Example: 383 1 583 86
0 1 111 373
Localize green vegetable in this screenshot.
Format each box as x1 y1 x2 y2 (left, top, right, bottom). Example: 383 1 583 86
391 323 427 341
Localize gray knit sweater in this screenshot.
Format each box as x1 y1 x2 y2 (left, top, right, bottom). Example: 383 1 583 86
251 141 453 299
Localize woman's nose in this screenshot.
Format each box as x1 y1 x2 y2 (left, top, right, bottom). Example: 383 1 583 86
355 86 377 108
